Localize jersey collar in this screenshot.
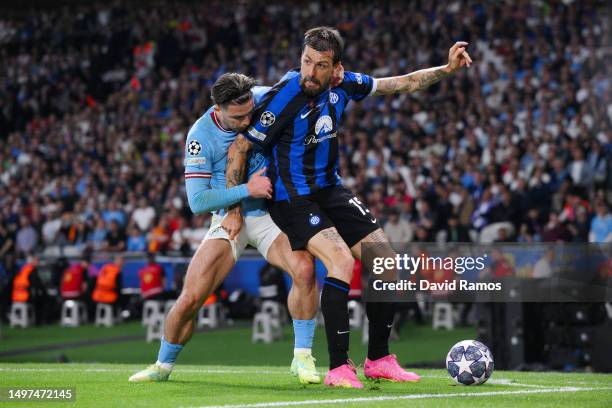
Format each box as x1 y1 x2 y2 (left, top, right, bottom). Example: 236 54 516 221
211 111 233 133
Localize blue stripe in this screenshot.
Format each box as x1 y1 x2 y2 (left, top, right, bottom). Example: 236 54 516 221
253 78 300 135
331 95 347 184
324 278 350 292
290 116 310 195
314 103 331 187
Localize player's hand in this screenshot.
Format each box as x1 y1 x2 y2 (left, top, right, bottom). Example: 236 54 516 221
222 209 243 240
246 167 272 199
330 63 344 87
446 41 473 73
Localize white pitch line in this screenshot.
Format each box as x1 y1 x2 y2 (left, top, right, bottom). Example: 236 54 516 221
189 387 612 408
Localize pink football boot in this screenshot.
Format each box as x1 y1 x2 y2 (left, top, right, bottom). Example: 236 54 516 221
364 354 421 382
324 360 364 389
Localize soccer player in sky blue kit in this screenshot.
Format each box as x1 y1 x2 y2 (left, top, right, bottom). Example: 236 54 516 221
225 27 472 388
129 70 342 385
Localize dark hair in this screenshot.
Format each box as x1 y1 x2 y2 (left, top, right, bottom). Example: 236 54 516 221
211 73 256 107
303 26 344 64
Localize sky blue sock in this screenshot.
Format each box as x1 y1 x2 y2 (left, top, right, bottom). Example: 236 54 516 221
293 319 316 349
157 337 184 364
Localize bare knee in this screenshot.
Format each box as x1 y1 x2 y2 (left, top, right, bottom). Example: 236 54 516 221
175 291 202 318
291 259 315 291
331 252 354 282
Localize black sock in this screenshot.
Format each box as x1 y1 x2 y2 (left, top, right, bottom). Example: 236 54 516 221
321 277 350 370
366 302 395 361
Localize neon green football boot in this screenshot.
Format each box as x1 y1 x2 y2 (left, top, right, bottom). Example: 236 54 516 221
290 351 321 384
128 364 172 382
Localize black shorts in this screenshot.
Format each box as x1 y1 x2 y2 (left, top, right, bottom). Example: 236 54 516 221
268 185 380 251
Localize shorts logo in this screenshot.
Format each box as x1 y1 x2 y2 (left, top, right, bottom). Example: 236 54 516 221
188 140 202 156
329 92 339 104
315 115 333 135
309 214 321 226
260 111 276 127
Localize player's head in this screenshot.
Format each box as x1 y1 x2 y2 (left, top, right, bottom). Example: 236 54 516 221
300 26 343 97
211 73 256 132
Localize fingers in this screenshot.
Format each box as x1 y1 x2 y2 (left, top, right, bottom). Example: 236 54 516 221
449 41 468 54
462 51 473 66
254 167 267 176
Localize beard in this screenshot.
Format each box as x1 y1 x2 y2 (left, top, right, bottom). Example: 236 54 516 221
300 76 329 97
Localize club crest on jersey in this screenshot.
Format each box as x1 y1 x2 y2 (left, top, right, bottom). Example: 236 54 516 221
355 73 363 84
329 92 339 104
260 111 275 127
309 213 321 226
188 140 202 156
315 115 333 135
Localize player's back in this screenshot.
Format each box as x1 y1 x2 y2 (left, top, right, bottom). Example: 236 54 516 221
184 86 270 216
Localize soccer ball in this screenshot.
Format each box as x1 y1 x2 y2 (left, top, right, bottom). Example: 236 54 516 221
446 340 494 385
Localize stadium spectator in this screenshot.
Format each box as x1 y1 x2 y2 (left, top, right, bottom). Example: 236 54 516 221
137 253 168 301
126 225 147 252
10 255 48 324
15 217 38 257
0 0 609 264
104 219 127 252
383 208 413 243
92 255 124 308
590 202 612 242
61 256 90 300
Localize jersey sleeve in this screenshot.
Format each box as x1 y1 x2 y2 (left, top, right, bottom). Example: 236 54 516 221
184 129 213 176
184 128 248 214
337 71 377 102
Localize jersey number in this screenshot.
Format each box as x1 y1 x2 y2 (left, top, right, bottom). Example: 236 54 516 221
349 197 370 216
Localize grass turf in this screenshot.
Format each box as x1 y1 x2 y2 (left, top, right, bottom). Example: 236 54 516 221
1 322 611 407
0 364 611 407
0 321 475 366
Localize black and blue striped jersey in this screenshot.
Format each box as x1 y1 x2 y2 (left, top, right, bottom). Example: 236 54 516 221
245 70 377 201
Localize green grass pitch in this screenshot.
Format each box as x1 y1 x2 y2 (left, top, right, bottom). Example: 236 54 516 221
1 364 611 407
1 322 611 407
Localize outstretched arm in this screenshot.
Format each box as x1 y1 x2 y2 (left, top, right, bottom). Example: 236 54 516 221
373 41 472 95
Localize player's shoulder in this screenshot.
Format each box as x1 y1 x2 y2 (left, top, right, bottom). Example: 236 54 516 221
252 86 271 104
185 108 216 156
337 71 371 86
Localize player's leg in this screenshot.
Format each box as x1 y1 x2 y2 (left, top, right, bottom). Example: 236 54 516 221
129 215 245 382
266 235 319 383
349 228 420 382
246 214 320 384
321 185 420 382
268 199 362 388
306 229 364 388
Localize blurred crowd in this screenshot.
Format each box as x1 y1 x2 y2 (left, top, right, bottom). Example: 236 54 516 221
1 0 611 278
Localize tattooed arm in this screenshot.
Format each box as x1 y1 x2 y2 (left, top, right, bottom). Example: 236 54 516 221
222 134 271 239
373 41 473 95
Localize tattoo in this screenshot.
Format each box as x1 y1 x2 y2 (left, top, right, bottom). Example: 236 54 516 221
364 228 389 243
225 134 252 210
375 65 450 95
225 134 252 188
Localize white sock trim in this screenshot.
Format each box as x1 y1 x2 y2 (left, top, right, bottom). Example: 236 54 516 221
294 348 312 355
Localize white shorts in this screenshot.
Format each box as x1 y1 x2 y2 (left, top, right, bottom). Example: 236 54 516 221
203 212 282 261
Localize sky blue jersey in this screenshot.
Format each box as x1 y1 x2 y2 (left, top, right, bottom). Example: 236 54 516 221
184 86 270 216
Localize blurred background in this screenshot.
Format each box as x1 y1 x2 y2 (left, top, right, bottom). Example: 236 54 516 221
0 0 611 372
